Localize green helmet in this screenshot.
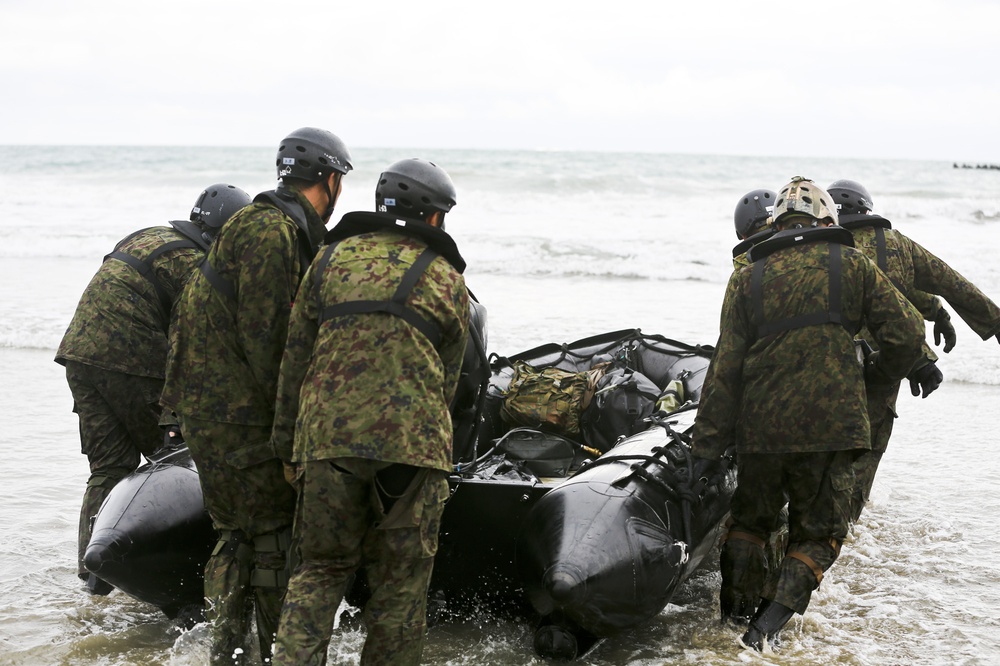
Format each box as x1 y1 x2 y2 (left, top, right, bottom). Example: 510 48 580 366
773 176 838 227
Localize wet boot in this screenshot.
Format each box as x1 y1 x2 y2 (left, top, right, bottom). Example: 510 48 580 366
741 599 795 651
719 535 767 626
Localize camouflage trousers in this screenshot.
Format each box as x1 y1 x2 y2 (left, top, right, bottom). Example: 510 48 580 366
851 381 901 521
272 458 449 666
64 361 163 578
180 415 297 666
728 450 856 615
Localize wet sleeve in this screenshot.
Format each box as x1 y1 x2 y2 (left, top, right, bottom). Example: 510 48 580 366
692 272 749 459
863 260 926 381
907 236 1000 339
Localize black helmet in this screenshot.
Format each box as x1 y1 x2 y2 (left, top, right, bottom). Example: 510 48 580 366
827 179 874 216
276 127 353 183
734 189 776 239
376 158 457 221
190 183 252 230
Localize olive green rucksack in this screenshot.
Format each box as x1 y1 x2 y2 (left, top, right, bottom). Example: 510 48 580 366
499 361 607 438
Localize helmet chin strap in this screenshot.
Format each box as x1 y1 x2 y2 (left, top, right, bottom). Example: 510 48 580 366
322 174 339 221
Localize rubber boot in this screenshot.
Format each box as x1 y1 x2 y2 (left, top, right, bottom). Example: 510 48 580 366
741 599 795 651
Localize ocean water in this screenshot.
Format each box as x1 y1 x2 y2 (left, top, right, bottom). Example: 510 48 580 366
0 145 998 665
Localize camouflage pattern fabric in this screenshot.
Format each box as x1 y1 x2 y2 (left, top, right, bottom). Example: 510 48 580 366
849 380 900 521
693 240 925 459
180 415 296 665
500 362 593 438
732 249 751 271
719 537 767 625
848 223 1000 518
693 234 924 627
270 229 470 471
851 224 1000 340
272 458 449 666
163 189 323 661
56 226 205 377
65 361 164 577
162 189 327 426
57 225 207 579
729 451 855 615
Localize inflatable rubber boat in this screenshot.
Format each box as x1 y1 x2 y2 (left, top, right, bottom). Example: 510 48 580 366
85 328 734 659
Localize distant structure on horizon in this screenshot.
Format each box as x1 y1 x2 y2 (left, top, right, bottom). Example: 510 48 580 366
953 162 1000 170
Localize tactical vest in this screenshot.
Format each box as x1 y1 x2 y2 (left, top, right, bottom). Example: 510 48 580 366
746 226 859 339
731 227 776 259
311 211 466 348
313 242 445 346
199 188 318 304
839 213 903 291
315 211 487 468
103 224 205 317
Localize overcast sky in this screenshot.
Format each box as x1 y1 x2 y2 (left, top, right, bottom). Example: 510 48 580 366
3 0 999 161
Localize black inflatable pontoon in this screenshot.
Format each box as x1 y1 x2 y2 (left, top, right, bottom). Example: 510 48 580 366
85 328 734 659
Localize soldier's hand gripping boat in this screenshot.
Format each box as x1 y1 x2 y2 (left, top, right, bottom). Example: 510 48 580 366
85 326 735 659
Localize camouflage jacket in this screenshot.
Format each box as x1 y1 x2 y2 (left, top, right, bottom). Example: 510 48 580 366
846 219 1000 340
693 231 925 457
161 188 326 425
271 212 470 472
56 226 205 377
844 222 940 363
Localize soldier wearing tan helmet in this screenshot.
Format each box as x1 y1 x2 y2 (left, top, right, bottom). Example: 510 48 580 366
691 176 925 650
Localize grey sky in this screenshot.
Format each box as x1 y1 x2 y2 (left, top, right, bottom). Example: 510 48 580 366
3 0 999 161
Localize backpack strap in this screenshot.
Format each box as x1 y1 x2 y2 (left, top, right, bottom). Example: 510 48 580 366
199 255 237 304
255 189 317 276
751 242 857 338
104 229 201 317
316 246 444 348
199 191 314 307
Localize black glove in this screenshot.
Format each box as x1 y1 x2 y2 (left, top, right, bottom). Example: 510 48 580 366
933 308 956 353
692 455 723 481
163 426 184 448
908 361 943 399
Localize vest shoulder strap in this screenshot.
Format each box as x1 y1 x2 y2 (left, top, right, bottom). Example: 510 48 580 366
316 246 444 348
750 242 858 338
104 232 201 316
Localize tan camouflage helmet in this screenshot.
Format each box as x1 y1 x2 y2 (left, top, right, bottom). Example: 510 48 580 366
773 176 838 227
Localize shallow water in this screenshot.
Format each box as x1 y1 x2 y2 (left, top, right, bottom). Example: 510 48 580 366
1 146 999 664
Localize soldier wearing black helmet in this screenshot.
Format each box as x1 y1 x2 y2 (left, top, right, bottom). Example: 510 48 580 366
692 176 925 651
731 189 777 269
270 158 471 665
827 178 1000 521
161 128 352 665
55 183 251 596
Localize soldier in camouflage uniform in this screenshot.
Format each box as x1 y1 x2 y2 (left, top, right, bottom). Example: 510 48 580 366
731 188 776 270
692 177 925 650
270 159 470 666
827 179 1000 521
55 183 250 595
161 129 352 665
